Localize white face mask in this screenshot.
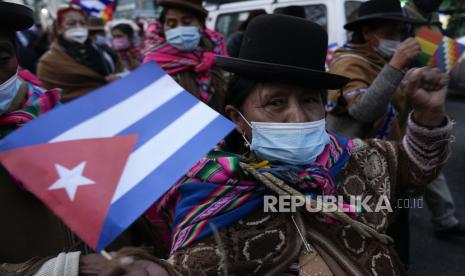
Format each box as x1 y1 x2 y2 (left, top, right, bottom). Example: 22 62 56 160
0 73 21 116
64 27 89 44
238 112 330 165
375 36 400 59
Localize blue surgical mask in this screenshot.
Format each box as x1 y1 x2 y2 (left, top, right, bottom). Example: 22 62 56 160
95 34 107 46
238 112 330 165
0 73 21 116
165 26 201 52
375 36 400 59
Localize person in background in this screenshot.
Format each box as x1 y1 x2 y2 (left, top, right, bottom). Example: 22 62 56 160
403 0 465 241
327 0 421 140
226 10 266 58
0 2 60 139
325 0 423 265
143 0 228 114
111 23 142 71
37 6 122 103
88 16 109 46
88 16 120 71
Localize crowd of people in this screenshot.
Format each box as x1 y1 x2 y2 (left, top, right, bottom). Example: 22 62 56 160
0 0 463 275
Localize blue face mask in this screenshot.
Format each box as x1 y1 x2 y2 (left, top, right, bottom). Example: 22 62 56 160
239 112 330 165
0 73 21 116
165 26 201 52
95 34 107 46
375 36 400 59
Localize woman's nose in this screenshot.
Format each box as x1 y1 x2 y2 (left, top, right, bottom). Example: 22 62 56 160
286 105 309 123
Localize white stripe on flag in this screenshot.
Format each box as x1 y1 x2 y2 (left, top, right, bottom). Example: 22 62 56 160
81 0 106 10
51 75 183 142
111 102 219 203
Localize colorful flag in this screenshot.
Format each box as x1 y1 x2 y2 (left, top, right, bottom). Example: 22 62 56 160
416 27 443 66
0 62 235 251
430 36 465 72
415 27 465 72
71 0 115 21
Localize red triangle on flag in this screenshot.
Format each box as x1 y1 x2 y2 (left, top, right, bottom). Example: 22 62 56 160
0 135 137 249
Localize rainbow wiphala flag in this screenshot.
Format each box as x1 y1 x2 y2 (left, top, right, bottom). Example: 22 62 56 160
416 27 465 72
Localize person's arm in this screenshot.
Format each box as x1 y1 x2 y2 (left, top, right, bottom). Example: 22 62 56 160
348 64 404 123
396 67 451 194
348 38 421 123
0 253 75 276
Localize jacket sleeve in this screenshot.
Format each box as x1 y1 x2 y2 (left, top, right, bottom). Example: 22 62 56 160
328 57 405 123
395 113 453 196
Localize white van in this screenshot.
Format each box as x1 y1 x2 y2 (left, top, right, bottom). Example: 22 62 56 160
205 0 366 47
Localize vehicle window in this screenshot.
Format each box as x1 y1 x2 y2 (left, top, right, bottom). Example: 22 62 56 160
345 1 362 23
274 5 328 31
215 9 266 38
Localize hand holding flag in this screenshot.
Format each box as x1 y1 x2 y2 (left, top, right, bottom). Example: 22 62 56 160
0 62 235 252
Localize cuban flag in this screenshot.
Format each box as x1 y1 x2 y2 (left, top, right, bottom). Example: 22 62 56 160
71 0 115 21
0 62 234 251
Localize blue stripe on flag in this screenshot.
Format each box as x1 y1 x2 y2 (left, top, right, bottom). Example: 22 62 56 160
96 116 233 251
0 63 165 152
117 92 198 150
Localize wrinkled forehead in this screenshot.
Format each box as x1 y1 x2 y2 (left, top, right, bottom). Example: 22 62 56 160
242 81 324 107
60 11 86 25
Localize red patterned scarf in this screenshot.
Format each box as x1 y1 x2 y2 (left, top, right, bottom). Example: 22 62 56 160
147 133 354 254
142 21 227 103
0 80 61 139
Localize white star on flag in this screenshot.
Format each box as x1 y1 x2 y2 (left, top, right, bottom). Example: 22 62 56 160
49 162 95 201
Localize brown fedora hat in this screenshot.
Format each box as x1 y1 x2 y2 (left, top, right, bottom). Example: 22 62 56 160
158 0 208 18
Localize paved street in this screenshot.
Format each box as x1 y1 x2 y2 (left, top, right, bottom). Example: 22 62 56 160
410 95 465 275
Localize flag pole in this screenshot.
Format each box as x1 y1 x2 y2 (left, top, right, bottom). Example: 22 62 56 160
100 250 113 260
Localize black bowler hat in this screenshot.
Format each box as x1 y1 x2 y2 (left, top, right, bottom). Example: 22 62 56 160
0 2 34 32
158 0 208 18
344 0 424 30
215 14 349 90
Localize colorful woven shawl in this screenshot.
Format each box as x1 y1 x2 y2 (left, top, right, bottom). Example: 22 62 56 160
0 81 61 139
142 21 227 103
146 132 353 254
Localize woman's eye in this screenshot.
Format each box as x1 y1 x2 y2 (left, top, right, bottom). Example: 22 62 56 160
167 20 176 28
268 99 285 107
